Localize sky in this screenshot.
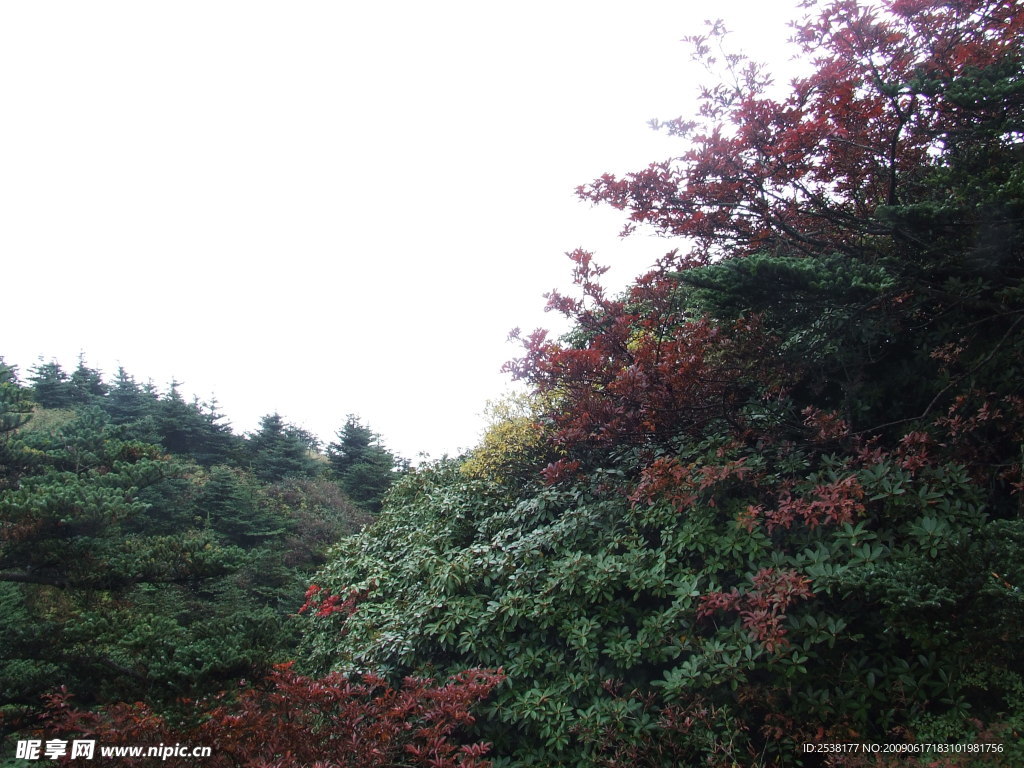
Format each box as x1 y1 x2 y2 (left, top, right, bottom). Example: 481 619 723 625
1 0 805 461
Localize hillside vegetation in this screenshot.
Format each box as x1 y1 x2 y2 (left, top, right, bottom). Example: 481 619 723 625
4 0 1024 765
303 0 1024 764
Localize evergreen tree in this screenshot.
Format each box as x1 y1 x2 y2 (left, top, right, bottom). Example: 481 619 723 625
28 357 109 409
0 359 31 435
200 465 288 546
27 359 78 409
102 366 158 425
247 413 320 483
152 383 238 466
0 357 365 714
327 416 399 513
69 354 108 402
0 359 32 490
0 403 300 706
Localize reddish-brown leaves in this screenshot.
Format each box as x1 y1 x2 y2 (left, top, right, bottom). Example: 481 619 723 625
507 254 781 458
738 474 865 533
299 583 372 619
698 568 813 654
630 456 752 512
579 0 1024 263
37 665 505 768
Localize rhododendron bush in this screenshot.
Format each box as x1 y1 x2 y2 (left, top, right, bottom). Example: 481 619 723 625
302 0 1024 765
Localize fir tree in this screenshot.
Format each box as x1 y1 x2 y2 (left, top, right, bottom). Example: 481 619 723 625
327 416 399 513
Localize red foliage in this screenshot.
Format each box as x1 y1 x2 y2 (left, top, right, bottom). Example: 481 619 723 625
506 0 1024 496
630 455 752 512
35 664 505 768
507 250 782 457
931 391 1024 487
741 474 866 533
801 406 851 444
698 568 813 654
895 429 935 474
578 0 1024 264
540 458 582 485
38 692 170 753
299 583 372 619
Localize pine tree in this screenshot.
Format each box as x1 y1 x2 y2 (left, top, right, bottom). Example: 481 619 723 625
0 359 31 435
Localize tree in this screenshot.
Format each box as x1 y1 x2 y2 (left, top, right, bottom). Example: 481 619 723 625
153 383 239 466
0 406 247 706
0 358 32 488
513 0 1024 452
246 412 320 483
0 359 363 718
68 354 108 401
460 392 559 486
199 465 287 546
27 360 78 409
27 356 109 409
0 406 241 596
101 366 158 427
327 415 400 513
579 0 1023 267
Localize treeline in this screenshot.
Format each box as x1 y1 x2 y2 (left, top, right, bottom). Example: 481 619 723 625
25 357 403 505
0 357 400 715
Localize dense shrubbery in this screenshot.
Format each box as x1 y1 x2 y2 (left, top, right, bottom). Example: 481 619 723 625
300 0 1024 765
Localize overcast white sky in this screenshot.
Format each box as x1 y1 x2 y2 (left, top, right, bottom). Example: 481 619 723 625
1 0 804 461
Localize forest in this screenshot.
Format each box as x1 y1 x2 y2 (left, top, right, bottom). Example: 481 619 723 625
3 0 1024 765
